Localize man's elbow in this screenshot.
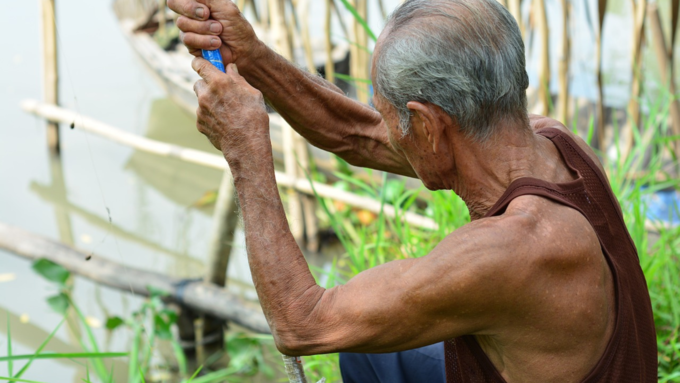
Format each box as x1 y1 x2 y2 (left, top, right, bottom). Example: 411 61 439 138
272 326 325 356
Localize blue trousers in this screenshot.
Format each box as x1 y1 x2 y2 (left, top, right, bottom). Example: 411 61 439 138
339 342 446 383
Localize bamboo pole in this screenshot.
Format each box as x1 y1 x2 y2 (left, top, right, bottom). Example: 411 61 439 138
558 0 571 125
325 0 336 83
0 222 271 334
508 0 524 39
204 171 239 286
627 0 647 135
158 0 167 37
20 100 438 229
297 0 317 74
535 0 550 116
41 0 60 154
595 0 608 151
649 3 680 156
350 0 370 104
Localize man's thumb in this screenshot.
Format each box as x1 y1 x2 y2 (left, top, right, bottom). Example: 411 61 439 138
192 57 221 82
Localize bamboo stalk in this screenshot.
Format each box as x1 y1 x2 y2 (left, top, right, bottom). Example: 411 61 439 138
508 0 524 39
595 0 608 151
330 0 350 40
204 170 239 286
350 0 370 104
628 0 647 133
21 100 439 229
535 0 550 116
41 0 59 154
558 0 571 125
298 0 317 74
0 222 271 334
649 3 680 156
325 0 336 83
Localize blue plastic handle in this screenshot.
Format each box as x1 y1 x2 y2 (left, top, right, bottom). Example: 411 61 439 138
201 49 226 72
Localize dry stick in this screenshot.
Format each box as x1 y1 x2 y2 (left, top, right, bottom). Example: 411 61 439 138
41 0 59 154
330 0 350 41
508 0 524 39
649 3 680 157
350 0 370 104
298 0 317 74
670 0 680 157
325 0 336 83
595 0 607 151
624 0 647 160
377 0 387 20
535 0 550 116
21 99 438 230
558 0 571 125
0 222 271 333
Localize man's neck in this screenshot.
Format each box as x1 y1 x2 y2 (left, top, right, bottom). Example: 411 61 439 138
449 125 547 220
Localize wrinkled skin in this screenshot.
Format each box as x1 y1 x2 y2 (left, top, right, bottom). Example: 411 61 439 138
172 1 619 382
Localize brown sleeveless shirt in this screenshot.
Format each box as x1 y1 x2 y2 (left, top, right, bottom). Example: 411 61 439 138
444 128 657 382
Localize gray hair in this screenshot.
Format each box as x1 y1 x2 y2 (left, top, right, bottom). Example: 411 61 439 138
374 0 530 141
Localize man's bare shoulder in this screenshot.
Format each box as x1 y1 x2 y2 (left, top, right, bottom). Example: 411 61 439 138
433 193 603 315
528 114 606 174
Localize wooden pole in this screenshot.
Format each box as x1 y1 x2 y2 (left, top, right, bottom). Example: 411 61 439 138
535 0 551 116
41 0 60 154
0 222 271 334
508 0 524 39
595 0 608 151
325 0 336 83
205 171 239 286
628 0 647 131
558 0 571 125
350 0 370 104
21 99 439 230
649 3 680 156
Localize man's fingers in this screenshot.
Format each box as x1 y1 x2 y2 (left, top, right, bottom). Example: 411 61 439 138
168 0 210 20
192 57 226 84
180 31 222 50
176 16 223 36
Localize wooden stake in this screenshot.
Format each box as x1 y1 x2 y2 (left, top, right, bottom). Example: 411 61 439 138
535 0 550 116
350 0 370 104
325 0 336 83
204 170 239 287
624 0 647 160
41 0 60 154
0 222 271 333
595 0 608 151
558 0 571 125
21 99 439 230
508 0 524 39
649 3 680 156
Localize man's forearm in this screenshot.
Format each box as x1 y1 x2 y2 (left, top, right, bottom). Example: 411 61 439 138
228 139 325 350
240 46 415 176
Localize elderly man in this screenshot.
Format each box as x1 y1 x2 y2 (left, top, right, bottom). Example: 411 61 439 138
167 0 657 381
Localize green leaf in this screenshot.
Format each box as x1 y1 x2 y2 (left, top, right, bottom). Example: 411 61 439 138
7 312 13 377
32 259 70 285
46 293 70 315
105 316 124 330
333 73 372 85
0 377 48 383
337 0 377 41
12 319 64 380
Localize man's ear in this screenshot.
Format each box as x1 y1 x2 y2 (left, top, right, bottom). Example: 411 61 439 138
407 101 442 154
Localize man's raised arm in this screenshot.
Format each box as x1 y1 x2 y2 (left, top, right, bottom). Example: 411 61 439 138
168 0 417 177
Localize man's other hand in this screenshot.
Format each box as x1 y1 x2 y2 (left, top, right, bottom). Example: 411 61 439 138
169 0 265 68
192 59 270 163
